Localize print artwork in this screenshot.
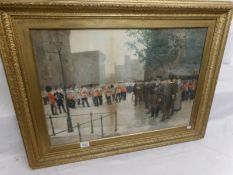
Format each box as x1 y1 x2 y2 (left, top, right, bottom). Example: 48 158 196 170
31 28 207 145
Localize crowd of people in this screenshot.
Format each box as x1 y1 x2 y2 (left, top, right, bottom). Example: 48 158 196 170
42 75 197 121
132 75 197 121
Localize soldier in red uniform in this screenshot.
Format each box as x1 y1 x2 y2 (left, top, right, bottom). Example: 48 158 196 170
105 86 112 105
93 87 100 106
81 87 90 107
47 91 58 115
121 85 127 101
115 84 122 103
98 87 103 105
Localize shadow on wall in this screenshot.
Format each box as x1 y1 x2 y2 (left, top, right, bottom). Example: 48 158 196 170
210 91 233 121
222 20 233 64
0 57 15 118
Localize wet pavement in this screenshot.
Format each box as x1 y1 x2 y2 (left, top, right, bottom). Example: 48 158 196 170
44 93 193 145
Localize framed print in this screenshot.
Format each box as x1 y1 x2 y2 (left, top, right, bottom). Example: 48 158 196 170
0 0 232 169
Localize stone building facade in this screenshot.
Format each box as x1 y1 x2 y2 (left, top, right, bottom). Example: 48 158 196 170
71 51 106 87
31 30 106 89
115 56 144 82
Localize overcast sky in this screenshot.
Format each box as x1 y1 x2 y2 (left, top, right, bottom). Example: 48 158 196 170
69 30 139 74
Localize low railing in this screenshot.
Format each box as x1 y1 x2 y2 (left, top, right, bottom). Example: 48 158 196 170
47 111 117 141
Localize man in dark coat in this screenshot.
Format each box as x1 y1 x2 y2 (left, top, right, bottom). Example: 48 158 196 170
150 83 163 118
161 80 172 121
170 78 178 116
54 90 66 114
133 81 144 106
144 81 151 109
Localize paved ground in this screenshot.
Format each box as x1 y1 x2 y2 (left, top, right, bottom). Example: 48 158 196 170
44 93 193 145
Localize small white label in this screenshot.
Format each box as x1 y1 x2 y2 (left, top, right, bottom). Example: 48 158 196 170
187 125 192 129
80 141 90 148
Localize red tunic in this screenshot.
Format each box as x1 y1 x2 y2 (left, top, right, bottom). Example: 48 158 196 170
47 92 56 105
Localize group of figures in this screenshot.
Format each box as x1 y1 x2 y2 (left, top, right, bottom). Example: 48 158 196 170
42 75 197 122
133 75 197 121
42 83 129 115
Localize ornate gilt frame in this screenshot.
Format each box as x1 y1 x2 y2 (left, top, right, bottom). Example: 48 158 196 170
0 0 232 169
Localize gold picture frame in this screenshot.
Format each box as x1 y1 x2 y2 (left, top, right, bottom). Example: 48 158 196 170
0 0 232 169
